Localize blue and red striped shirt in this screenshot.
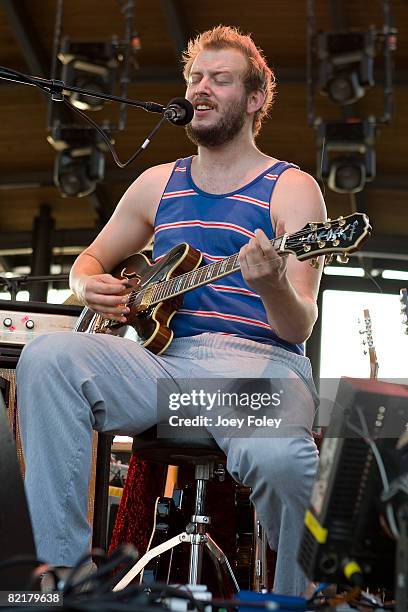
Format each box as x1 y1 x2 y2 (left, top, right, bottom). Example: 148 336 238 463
152 156 303 355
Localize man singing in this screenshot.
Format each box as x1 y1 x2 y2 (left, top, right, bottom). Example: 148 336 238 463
17 25 326 595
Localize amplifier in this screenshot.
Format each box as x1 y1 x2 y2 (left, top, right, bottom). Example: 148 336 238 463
0 299 98 531
0 299 82 367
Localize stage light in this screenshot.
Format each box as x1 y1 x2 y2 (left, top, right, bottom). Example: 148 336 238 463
317 30 376 105
327 156 366 193
316 118 376 193
54 147 105 198
58 39 120 111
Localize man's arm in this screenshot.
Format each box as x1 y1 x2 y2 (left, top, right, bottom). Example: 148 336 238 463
239 169 327 344
70 162 173 322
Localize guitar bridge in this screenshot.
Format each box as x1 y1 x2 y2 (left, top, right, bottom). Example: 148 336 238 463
94 315 121 332
94 315 110 333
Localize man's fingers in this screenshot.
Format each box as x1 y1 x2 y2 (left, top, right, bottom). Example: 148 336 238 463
88 292 131 309
254 229 274 254
90 281 131 296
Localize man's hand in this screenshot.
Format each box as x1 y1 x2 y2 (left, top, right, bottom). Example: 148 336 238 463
77 274 132 322
239 221 288 297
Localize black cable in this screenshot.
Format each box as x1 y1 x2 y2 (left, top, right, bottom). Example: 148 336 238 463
72 546 139 595
63 548 106 593
0 554 46 570
61 97 167 168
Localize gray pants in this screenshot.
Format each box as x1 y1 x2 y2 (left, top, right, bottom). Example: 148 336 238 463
16 331 318 595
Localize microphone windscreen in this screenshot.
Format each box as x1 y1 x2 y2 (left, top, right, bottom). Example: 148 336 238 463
167 97 194 125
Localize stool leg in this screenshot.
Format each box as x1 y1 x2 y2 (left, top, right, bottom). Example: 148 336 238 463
188 467 209 584
205 535 240 593
188 535 204 585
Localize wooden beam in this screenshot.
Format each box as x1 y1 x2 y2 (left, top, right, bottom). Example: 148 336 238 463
160 0 188 59
1 0 49 77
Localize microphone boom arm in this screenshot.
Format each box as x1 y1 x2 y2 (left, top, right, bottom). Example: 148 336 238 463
0 66 165 113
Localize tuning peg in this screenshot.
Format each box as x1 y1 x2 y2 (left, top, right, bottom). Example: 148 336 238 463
336 254 349 264
337 216 346 227
318 240 326 248
325 254 334 265
309 258 320 269
309 222 317 230
332 239 340 247
324 219 331 229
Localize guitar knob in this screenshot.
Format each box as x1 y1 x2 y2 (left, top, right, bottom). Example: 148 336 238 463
3 317 12 327
336 254 349 264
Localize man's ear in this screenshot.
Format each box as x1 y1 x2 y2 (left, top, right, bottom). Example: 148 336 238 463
247 89 266 114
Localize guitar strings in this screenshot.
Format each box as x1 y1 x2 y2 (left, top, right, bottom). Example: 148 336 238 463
124 220 365 309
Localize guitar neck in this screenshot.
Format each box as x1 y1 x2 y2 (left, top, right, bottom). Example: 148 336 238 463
369 352 379 379
147 236 285 305
133 212 371 307
362 308 379 380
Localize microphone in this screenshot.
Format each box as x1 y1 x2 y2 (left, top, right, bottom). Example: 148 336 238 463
164 97 194 126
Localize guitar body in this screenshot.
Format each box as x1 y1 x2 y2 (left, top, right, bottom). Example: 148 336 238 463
75 243 202 354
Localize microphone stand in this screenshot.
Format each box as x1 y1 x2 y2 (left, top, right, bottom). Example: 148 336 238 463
0 66 165 113
0 274 69 302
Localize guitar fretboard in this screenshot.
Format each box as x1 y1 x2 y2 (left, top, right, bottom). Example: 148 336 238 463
137 235 283 306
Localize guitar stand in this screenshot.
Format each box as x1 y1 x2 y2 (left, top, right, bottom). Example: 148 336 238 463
113 462 240 593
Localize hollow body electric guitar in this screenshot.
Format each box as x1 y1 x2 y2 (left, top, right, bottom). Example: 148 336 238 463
75 213 371 354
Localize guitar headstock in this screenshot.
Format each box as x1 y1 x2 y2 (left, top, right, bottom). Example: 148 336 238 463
283 212 371 264
400 288 408 335
358 308 379 379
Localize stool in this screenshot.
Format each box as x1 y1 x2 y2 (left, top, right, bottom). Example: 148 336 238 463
113 427 240 593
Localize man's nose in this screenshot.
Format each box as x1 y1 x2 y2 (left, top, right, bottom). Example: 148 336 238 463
195 75 212 93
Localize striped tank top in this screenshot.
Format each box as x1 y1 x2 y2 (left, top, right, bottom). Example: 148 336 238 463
152 155 303 355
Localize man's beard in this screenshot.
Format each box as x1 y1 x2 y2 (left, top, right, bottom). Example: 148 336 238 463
185 95 247 148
